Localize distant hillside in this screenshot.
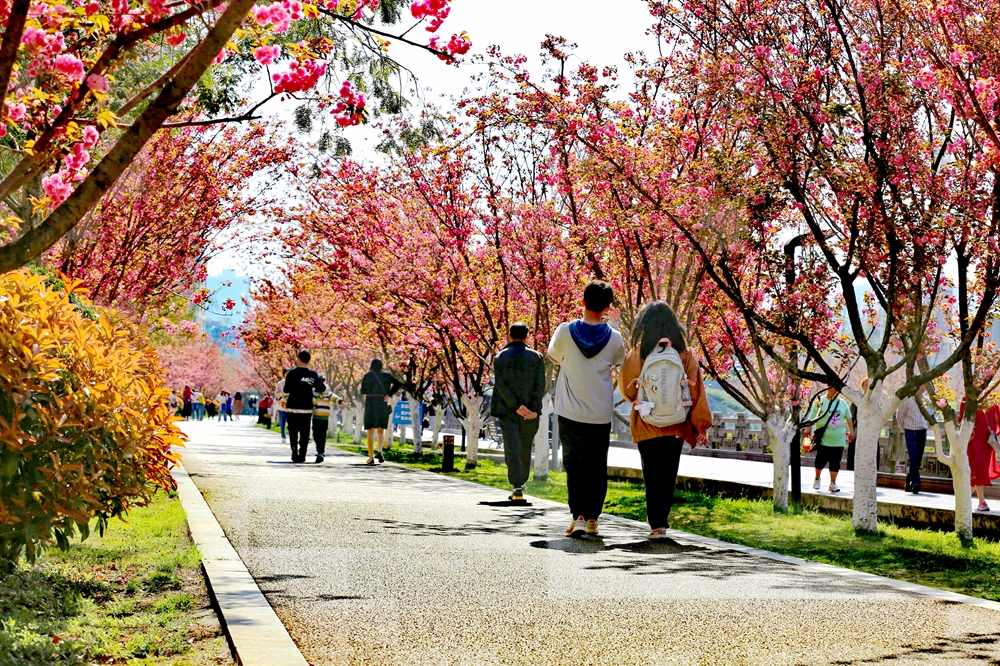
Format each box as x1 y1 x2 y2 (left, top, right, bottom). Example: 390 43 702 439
706 384 749 417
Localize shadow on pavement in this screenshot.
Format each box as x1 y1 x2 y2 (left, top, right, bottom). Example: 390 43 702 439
478 500 533 507
827 631 1000 665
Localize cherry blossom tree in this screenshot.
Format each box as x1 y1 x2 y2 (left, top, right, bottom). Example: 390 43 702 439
47 123 291 317
0 0 470 272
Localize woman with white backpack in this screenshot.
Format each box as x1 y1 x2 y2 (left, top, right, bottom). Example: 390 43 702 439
619 301 712 539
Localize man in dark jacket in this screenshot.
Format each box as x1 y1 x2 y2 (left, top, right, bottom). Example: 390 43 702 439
283 350 326 463
491 323 546 501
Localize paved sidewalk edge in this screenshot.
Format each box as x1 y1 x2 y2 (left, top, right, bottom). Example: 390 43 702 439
332 444 1000 615
172 465 309 666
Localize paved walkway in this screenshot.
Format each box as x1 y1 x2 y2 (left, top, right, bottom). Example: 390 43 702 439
179 420 999 665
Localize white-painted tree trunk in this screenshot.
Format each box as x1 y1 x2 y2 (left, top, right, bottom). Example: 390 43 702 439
851 384 900 533
533 393 555 480
460 394 484 468
387 394 401 448
408 392 424 455
764 411 795 512
352 398 365 444
933 419 976 544
430 408 445 451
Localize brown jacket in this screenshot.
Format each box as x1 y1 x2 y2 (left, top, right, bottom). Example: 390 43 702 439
618 347 712 444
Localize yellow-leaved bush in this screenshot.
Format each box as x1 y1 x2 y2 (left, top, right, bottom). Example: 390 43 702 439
0 270 183 566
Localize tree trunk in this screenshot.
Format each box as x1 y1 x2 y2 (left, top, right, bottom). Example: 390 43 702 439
933 419 976 544
852 388 898 533
533 392 554 480
352 398 365 444
765 412 794 512
387 394 401 448
408 392 424 455
0 0 259 272
431 408 445 451
460 394 484 468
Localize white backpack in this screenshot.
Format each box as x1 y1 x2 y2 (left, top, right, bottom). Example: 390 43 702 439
633 340 692 427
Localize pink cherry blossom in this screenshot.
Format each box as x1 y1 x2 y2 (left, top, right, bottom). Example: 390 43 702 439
53 54 85 81
253 45 280 65
410 0 450 32
42 172 75 205
86 73 109 93
82 125 99 148
272 59 327 94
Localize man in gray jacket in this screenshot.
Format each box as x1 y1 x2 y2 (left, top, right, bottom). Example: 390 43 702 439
491 322 546 501
548 281 626 536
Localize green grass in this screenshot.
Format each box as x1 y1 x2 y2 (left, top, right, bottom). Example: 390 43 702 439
0 492 232 665
337 436 1000 602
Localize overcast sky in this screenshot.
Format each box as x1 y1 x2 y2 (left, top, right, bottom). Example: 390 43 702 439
208 0 661 276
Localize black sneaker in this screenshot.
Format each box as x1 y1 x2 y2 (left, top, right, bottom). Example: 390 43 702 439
509 487 524 501
315 455 324 464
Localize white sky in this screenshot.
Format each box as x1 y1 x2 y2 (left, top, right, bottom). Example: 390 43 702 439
207 0 660 276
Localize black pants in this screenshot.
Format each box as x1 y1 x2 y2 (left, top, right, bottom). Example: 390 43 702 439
637 436 685 530
287 412 312 461
313 418 328 456
559 416 611 521
814 444 844 473
498 416 540 488
904 429 926 491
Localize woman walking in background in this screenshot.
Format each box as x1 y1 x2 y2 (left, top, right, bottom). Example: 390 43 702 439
619 301 711 539
233 391 244 420
360 359 401 465
967 400 1000 512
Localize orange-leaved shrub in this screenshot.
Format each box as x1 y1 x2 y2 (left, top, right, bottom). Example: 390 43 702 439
0 270 183 566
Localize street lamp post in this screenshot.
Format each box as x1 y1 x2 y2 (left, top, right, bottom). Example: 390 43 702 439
783 234 808 509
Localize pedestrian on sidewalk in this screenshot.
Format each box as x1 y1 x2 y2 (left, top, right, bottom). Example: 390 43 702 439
360 359 401 465
619 301 711 539
963 398 1000 512
182 386 193 419
169 389 179 416
895 387 929 494
547 280 626 537
195 391 206 421
258 393 273 427
274 374 288 442
808 388 854 493
312 389 335 463
283 350 326 463
216 391 230 421
491 322 546 502
233 391 244 420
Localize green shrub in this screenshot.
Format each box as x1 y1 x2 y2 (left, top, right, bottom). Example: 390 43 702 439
0 271 184 566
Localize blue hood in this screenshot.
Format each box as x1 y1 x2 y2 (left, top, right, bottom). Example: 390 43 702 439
569 320 612 359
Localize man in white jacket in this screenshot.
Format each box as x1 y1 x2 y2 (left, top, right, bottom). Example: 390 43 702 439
547 281 626 537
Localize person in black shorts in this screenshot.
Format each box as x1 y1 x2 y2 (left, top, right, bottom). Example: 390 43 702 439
360 359 401 465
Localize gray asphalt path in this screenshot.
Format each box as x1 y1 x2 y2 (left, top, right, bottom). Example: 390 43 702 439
179 420 1000 665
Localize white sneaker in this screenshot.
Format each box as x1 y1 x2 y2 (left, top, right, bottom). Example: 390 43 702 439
812 479 820 491
566 515 585 536
648 528 669 539
829 483 840 493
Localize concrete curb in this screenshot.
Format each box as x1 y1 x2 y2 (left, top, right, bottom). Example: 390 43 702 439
333 446 1000 616
172 465 309 666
